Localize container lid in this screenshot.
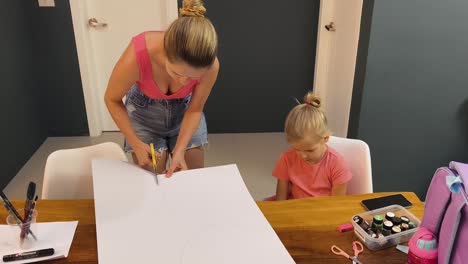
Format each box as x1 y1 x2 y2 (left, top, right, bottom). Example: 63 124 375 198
383 220 393 229
401 216 410 223
373 215 383 224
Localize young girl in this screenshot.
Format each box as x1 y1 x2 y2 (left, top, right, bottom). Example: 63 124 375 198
272 92 352 200
104 0 219 177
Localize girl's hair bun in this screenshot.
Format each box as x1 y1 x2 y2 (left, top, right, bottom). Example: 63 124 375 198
304 92 321 108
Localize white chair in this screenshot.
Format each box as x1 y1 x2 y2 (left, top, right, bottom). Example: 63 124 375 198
42 142 128 199
327 136 373 195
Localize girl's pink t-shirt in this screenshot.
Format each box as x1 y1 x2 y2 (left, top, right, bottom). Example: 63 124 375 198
272 146 352 199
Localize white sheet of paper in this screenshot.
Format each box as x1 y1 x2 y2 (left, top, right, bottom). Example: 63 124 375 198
0 221 78 264
92 160 295 264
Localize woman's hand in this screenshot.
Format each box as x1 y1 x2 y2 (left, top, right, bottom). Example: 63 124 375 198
166 151 188 177
130 140 152 168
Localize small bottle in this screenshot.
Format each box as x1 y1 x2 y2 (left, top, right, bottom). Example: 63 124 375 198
392 216 402 227
385 212 395 222
372 215 384 233
353 215 370 231
391 226 402 234
408 221 417 229
400 216 410 224
382 220 393 236
401 223 409 231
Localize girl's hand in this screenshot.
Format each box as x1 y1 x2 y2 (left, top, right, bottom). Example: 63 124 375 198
276 180 289 201
166 151 188 177
131 140 152 168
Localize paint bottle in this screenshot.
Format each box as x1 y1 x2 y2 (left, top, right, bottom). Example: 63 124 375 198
408 221 417 229
353 215 370 231
401 223 409 231
391 226 402 234
401 216 410 224
385 212 395 222
382 220 393 236
392 216 402 227
372 215 384 233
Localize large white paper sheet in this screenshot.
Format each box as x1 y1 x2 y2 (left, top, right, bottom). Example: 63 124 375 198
0 221 78 263
92 160 295 264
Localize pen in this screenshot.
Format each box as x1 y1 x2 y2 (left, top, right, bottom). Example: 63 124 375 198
150 143 159 185
0 192 37 240
20 196 38 245
3 248 54 262
25 182 36 219
0 192 24 222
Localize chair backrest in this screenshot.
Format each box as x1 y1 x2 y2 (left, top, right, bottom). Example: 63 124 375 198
42 142 128 199
327 136 373 195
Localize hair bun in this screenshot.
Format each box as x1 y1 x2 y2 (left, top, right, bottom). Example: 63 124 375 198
304 92 322 108
180 0 206 17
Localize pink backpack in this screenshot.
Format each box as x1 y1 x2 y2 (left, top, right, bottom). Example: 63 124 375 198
419 161 468 264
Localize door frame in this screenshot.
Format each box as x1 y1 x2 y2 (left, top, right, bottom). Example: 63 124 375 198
71 0 362 137
314 0 363 137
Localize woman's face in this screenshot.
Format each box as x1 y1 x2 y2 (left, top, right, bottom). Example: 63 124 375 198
165 60 207 86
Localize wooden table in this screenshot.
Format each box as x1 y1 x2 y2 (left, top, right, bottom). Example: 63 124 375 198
1 192 424 263
257 192 424 263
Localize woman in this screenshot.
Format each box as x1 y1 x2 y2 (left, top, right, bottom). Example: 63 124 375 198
104 0 219 177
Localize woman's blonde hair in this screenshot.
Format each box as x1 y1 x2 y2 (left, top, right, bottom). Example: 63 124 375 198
164 0 218 68
285 92 330 143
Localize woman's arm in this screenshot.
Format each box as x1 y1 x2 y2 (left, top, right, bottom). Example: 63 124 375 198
276 180 289 201
331 183 348 196
166 58 219 176
104 42 151 166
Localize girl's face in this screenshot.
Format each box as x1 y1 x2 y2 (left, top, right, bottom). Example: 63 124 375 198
291 136 329 164
165 60 207 86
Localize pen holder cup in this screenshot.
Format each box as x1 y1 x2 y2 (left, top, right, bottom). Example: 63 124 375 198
6 209 38 250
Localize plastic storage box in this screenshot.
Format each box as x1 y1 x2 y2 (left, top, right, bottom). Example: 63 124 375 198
351 205 421 251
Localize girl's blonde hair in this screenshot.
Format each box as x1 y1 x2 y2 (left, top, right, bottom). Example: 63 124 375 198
285 92 330 143
164 0 218 68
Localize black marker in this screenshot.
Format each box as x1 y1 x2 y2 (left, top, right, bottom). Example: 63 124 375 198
3 248 54 262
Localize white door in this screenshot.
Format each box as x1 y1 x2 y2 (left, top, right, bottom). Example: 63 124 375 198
314 0 363 137
71 0 177 135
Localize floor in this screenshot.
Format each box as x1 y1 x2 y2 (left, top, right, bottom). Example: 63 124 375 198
3 132 289 201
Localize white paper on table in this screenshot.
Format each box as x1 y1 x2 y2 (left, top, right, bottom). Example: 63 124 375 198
0 221 78 264
92 160 295 264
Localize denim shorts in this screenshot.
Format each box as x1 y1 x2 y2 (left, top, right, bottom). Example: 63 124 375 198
123 84 208 153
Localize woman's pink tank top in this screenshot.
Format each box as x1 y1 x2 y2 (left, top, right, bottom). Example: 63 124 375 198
132 31 198 99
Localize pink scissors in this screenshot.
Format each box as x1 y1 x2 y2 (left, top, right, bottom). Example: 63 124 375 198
331 240 364 264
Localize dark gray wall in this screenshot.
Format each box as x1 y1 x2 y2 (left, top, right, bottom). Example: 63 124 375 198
1 0 88 190
356 0 468 199
193 0 320 132
349 0 374 138
31 1 88 136
0 1 47 190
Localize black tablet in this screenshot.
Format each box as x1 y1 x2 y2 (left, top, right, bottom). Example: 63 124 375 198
361 194 413 211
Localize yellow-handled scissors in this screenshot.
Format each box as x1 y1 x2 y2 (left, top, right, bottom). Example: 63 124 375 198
331 241 364 264
150 143 159 185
